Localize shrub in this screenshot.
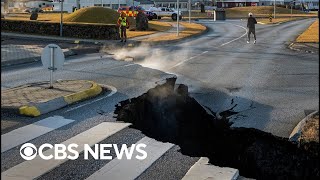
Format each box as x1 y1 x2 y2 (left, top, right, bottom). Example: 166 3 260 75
1 19 120 40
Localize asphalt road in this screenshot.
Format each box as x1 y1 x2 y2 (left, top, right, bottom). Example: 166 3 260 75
1 18 319 180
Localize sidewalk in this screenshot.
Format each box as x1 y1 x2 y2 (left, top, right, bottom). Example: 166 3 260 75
1 80 103 117
1 43 76 67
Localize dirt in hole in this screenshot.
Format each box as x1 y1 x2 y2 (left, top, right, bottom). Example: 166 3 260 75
114 77 319 180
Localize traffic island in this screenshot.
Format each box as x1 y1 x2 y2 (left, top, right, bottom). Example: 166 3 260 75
1 80 102 117
114 77 319 179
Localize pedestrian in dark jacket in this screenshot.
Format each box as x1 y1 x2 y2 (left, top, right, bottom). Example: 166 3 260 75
247 12 257 44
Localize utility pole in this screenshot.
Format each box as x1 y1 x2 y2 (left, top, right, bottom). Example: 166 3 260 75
177 0 180 36
60 0 63 37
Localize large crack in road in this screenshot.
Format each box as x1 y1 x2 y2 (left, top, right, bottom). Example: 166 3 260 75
114 77 319 179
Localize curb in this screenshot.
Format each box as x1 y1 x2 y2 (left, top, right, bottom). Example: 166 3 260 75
257 17 312 25
289 110 319 143
2 80 102 117
147 25 209 46
288 42 318 54
1 49 76 67
121 24 209 48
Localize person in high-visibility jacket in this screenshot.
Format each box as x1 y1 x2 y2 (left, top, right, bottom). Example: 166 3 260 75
117 12 130 42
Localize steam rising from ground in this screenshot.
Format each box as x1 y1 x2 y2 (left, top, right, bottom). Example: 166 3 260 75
111 43 191 71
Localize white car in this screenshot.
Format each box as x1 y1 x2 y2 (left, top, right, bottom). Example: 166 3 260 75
149 7 182 21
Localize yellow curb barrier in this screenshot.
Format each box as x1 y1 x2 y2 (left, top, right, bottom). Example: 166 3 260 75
13 81 102 117
19 106 41 117
64 81 102 104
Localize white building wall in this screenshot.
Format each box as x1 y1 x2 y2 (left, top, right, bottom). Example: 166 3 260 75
52 0 130 12
259 0 285 6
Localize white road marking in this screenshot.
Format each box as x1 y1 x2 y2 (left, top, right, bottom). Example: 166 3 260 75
86 137 174 180
64 84 117 113
1 116 74 153
169 51 209 69
219 24 248 47
170 22 247 68
182 157 239 180
1 122 130 180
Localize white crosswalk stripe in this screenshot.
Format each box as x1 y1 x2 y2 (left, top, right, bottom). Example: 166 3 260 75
1 122 130 180
86 137 174 180
1 116 74 153
182 157 239 180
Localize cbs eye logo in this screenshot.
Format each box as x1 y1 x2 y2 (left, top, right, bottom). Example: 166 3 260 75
20 143 37 160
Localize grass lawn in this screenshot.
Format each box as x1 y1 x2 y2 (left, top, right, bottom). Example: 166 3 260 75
127 21 172 38
141 22 206 42
296 20 319 43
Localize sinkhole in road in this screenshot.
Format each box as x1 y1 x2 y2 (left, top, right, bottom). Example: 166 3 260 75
114 77 319 179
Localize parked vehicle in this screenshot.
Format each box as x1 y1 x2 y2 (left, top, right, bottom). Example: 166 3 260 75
118 6 145 17
24 8 44 13
149 7 182 20
144 10 156 20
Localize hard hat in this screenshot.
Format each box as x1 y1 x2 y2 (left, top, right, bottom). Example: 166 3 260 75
248 12 253 16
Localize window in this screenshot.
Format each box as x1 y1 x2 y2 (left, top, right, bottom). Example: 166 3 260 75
103 4 110 7
161 8 165 11
94 4 102 7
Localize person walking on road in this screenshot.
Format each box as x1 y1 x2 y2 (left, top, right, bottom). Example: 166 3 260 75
247 12 257 44
117 12 130 42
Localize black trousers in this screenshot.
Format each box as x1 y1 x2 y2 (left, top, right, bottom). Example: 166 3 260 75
248 28 256 41
120 26 127 40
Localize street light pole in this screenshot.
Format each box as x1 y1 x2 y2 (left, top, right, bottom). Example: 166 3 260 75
60 0 63 37
291 1 293 18
274 0 276 19
188 0 191 23
177 0 180 36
